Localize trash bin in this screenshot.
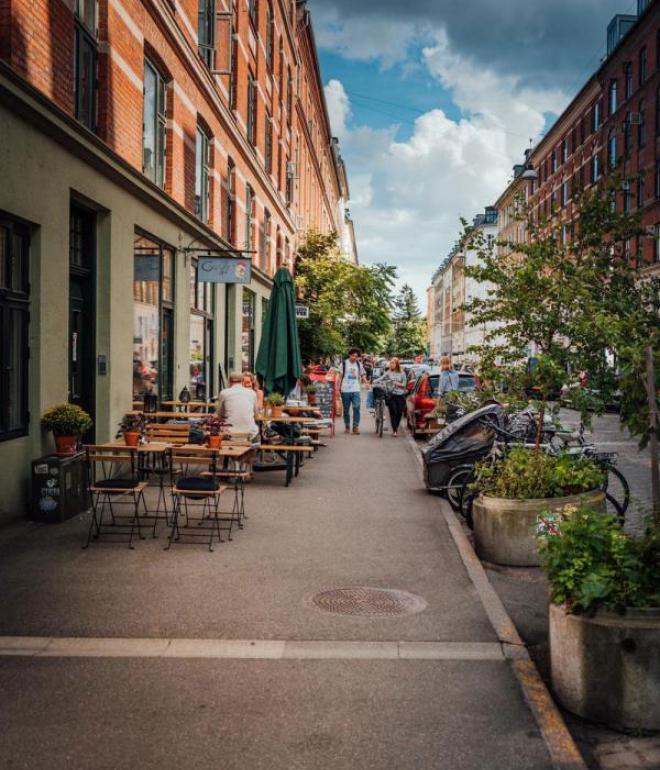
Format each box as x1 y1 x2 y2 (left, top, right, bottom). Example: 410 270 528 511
31 452 90 523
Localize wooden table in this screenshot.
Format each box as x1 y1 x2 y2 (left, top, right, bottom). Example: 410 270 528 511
160 400 215 413
126 411 208 420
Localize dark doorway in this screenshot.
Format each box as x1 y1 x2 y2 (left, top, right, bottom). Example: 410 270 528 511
69 204 96 439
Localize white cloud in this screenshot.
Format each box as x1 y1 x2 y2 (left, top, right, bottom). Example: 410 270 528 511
324 36 570 305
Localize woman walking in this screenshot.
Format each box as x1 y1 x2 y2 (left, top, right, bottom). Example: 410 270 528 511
372 357 408 436
438 356 459 396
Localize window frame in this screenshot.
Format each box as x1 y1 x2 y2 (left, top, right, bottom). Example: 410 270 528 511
195 125 210 223
247 72 257 146
143 58 167 189
245 184 255 251
73 13 97 131
624 61 633 100
198 0 215 68
0 216 30 441
609 78 618 115
639 46 647 86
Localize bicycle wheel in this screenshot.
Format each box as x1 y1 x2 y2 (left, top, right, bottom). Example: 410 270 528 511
458 474 477 530
602 466 630 522
446 466 473 513
375 402 384 438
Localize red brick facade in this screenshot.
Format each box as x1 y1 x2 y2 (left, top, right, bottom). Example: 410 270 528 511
0 0 344 273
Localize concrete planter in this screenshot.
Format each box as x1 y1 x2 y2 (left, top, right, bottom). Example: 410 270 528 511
473 490 606 567
550 603 660 731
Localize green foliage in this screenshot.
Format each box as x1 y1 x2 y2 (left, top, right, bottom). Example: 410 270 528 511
265 392 285 406
475 447 604 500
116 413 146 437
41 404 93 436
386 284 427 357
295 231 395 361
538 504 660 613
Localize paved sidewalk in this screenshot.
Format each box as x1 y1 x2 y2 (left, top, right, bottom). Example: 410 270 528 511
0 425 554 769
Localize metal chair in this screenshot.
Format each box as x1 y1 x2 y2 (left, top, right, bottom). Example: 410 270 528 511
84 446 148 549
166 447 227 552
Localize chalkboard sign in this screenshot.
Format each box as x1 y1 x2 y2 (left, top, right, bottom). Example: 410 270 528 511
314 381 335 420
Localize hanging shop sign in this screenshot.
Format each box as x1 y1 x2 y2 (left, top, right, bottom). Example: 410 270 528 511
197 257 252 284
295 304 309 319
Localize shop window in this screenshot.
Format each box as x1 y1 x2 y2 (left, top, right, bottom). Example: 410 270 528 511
241 289 255 371
0 217 30 439
143 59 167 188
133 234 175 401
189 260 214 399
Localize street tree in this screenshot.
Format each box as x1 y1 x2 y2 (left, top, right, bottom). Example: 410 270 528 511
387 284 427 357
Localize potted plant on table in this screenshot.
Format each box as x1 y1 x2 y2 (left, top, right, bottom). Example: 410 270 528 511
41 404 93 456
265 392 285 418
471 447 605 566
116 414 146 446
537 504 660 730
200 414 230 449
305 384 317 405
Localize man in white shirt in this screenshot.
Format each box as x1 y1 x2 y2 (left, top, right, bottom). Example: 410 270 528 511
217 372 259 440
337 348 367 434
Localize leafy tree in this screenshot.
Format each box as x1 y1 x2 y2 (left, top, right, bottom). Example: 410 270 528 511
387 284 427 357
294 230 395 362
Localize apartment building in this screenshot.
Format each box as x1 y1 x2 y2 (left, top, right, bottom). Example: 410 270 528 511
0 0 351 519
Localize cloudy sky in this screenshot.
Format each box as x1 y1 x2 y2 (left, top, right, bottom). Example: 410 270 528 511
307 0 628 305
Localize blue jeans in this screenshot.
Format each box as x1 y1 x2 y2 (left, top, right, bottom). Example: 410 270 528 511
341 391 361 428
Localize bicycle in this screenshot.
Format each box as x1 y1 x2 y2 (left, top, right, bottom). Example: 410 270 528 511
373 385 387 438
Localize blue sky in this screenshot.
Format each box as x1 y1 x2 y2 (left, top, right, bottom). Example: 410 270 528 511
307 0 627 306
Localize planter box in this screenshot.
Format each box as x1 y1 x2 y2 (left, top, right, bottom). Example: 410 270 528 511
550 603 660 731
473 490 606 567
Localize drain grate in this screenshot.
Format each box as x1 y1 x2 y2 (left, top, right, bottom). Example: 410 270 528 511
306 587 427 617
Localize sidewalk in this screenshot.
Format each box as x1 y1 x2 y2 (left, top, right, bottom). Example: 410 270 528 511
1 424 555 769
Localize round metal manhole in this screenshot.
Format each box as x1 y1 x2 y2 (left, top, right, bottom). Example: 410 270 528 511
305 587 427 617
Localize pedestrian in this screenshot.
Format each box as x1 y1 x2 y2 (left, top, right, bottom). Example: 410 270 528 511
242 371 264 413
372 357 408 437
218 371 259 441
439 355 459 396
337 347 367 434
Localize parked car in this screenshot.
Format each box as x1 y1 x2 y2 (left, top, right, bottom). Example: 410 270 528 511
406 364 430 392
406 369 478 436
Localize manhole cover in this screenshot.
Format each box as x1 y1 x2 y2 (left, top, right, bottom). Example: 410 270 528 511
306 587 427 617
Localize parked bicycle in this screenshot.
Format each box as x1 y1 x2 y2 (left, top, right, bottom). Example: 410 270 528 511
372 384 388 438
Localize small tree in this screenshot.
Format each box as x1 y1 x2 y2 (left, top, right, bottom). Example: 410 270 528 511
387 284 427 357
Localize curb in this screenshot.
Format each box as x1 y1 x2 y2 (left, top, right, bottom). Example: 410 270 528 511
405 430 588 770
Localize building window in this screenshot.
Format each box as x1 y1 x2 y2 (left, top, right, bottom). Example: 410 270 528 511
286 67 293 127
592 100 601 131
624 113 633 153
248 0 258 28
561 180 569 207
189 260 213 400
624 62 633 99
133 234 175 402
562 137 568 163
637 174 644 209
551 150 557 173
265 113 273 174
74 0 97 131
285 157 293 206
261 210 271 272
571 126 577 153
580 115 586 144
143 60 167 188
245 184 255 251
247 73 257 146
623 182 632 212
654 224 660 263
608 134 617 169
266 2 274 71
225 158 235 244
638 101 646 147
609 79 618 114
655 159 660 199
195 125 210 222
591 154 602 183
198 0 215 68
229 2 238 109
656 86 660 136
639 46 647 85
0 217 30 439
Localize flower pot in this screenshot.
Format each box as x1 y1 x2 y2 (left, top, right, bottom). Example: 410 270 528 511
473 489 606 567
270 406 283 418
123 431 140 447
207 435 222 449
307 394 316 405
550 603 660 731
54 434 78 456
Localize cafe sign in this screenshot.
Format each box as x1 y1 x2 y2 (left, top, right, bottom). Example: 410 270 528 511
295 304 309 319
197 257 252 284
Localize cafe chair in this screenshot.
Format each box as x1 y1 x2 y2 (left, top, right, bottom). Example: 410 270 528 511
166 447 227 552
83 446 148 549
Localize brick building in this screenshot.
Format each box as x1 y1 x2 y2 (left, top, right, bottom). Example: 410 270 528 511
497 0 660 272
0 0 353 518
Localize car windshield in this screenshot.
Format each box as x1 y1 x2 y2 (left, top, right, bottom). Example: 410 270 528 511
425 374 475 397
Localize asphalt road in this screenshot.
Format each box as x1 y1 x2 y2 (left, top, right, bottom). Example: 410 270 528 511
0 422 553 770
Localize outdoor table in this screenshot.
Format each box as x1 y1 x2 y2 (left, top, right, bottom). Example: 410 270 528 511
160 400 214 413
255 415 318 485
126 411 207 420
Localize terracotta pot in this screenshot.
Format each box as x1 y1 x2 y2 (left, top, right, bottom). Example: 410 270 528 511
207 435 222 449
54 434 78 456
307 394 316 405
123 431 140 447
270 406 283 418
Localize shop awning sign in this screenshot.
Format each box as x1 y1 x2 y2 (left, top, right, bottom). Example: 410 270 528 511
197 257 252 284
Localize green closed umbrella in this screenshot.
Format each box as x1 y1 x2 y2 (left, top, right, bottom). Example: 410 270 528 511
255 267 302 396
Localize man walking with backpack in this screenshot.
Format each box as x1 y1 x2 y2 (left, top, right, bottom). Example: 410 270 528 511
337 348 367 434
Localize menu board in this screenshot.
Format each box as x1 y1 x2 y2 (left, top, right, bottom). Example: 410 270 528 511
314 381 335 420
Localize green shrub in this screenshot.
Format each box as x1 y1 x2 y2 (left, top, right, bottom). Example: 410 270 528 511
265 392 285 406
475 447 604 499
538 505 660 614
41 404 93 436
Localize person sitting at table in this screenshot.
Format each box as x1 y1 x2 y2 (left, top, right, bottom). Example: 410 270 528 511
218 372 259 442
242 371 264 413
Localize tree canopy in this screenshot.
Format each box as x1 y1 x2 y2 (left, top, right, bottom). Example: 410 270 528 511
386 284 427 357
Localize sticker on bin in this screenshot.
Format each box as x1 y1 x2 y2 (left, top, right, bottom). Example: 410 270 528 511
34 464 49 474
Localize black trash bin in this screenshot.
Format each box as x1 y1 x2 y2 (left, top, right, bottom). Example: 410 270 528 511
31 452 90 523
